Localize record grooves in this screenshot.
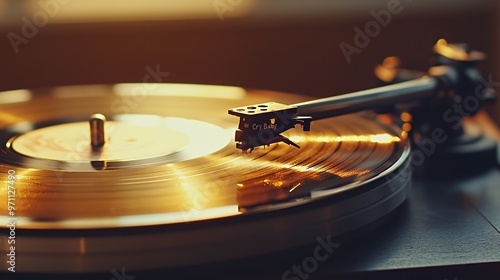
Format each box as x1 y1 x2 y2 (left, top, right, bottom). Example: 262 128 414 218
0 83 411 273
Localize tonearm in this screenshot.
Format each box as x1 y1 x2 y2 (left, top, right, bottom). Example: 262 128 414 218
229 39 497 160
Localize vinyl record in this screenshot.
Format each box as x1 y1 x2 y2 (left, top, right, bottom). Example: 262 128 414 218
0 83 411 273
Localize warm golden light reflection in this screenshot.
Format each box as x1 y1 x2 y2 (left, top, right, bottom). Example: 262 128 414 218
400 112 412 123
434 39 468 60
162 117 232 160
289 183 301 192
25 0 257 22
402 123 412 132
113 83 246 100
433 38 484 61
335 169 371 178
289 135 304 143
374 65 395 83
437 38 447 45
401 131 409 140
154 167 240 223
375 56 400 82
0 112 29 126
267 162 317 173
183 182 204 210
290 134 400 144
263 179 284 188
0 89 32 104
383 56 401 68
335 133 400 144
244 157 373 181
171 168 205 211
436 39 460 59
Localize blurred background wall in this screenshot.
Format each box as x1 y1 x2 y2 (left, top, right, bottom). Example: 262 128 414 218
0 0 498 120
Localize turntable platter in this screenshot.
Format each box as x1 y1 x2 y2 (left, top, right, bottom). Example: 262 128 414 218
0 83 411 273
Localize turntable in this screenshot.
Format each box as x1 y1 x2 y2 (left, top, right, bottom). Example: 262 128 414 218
1 40 499 280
